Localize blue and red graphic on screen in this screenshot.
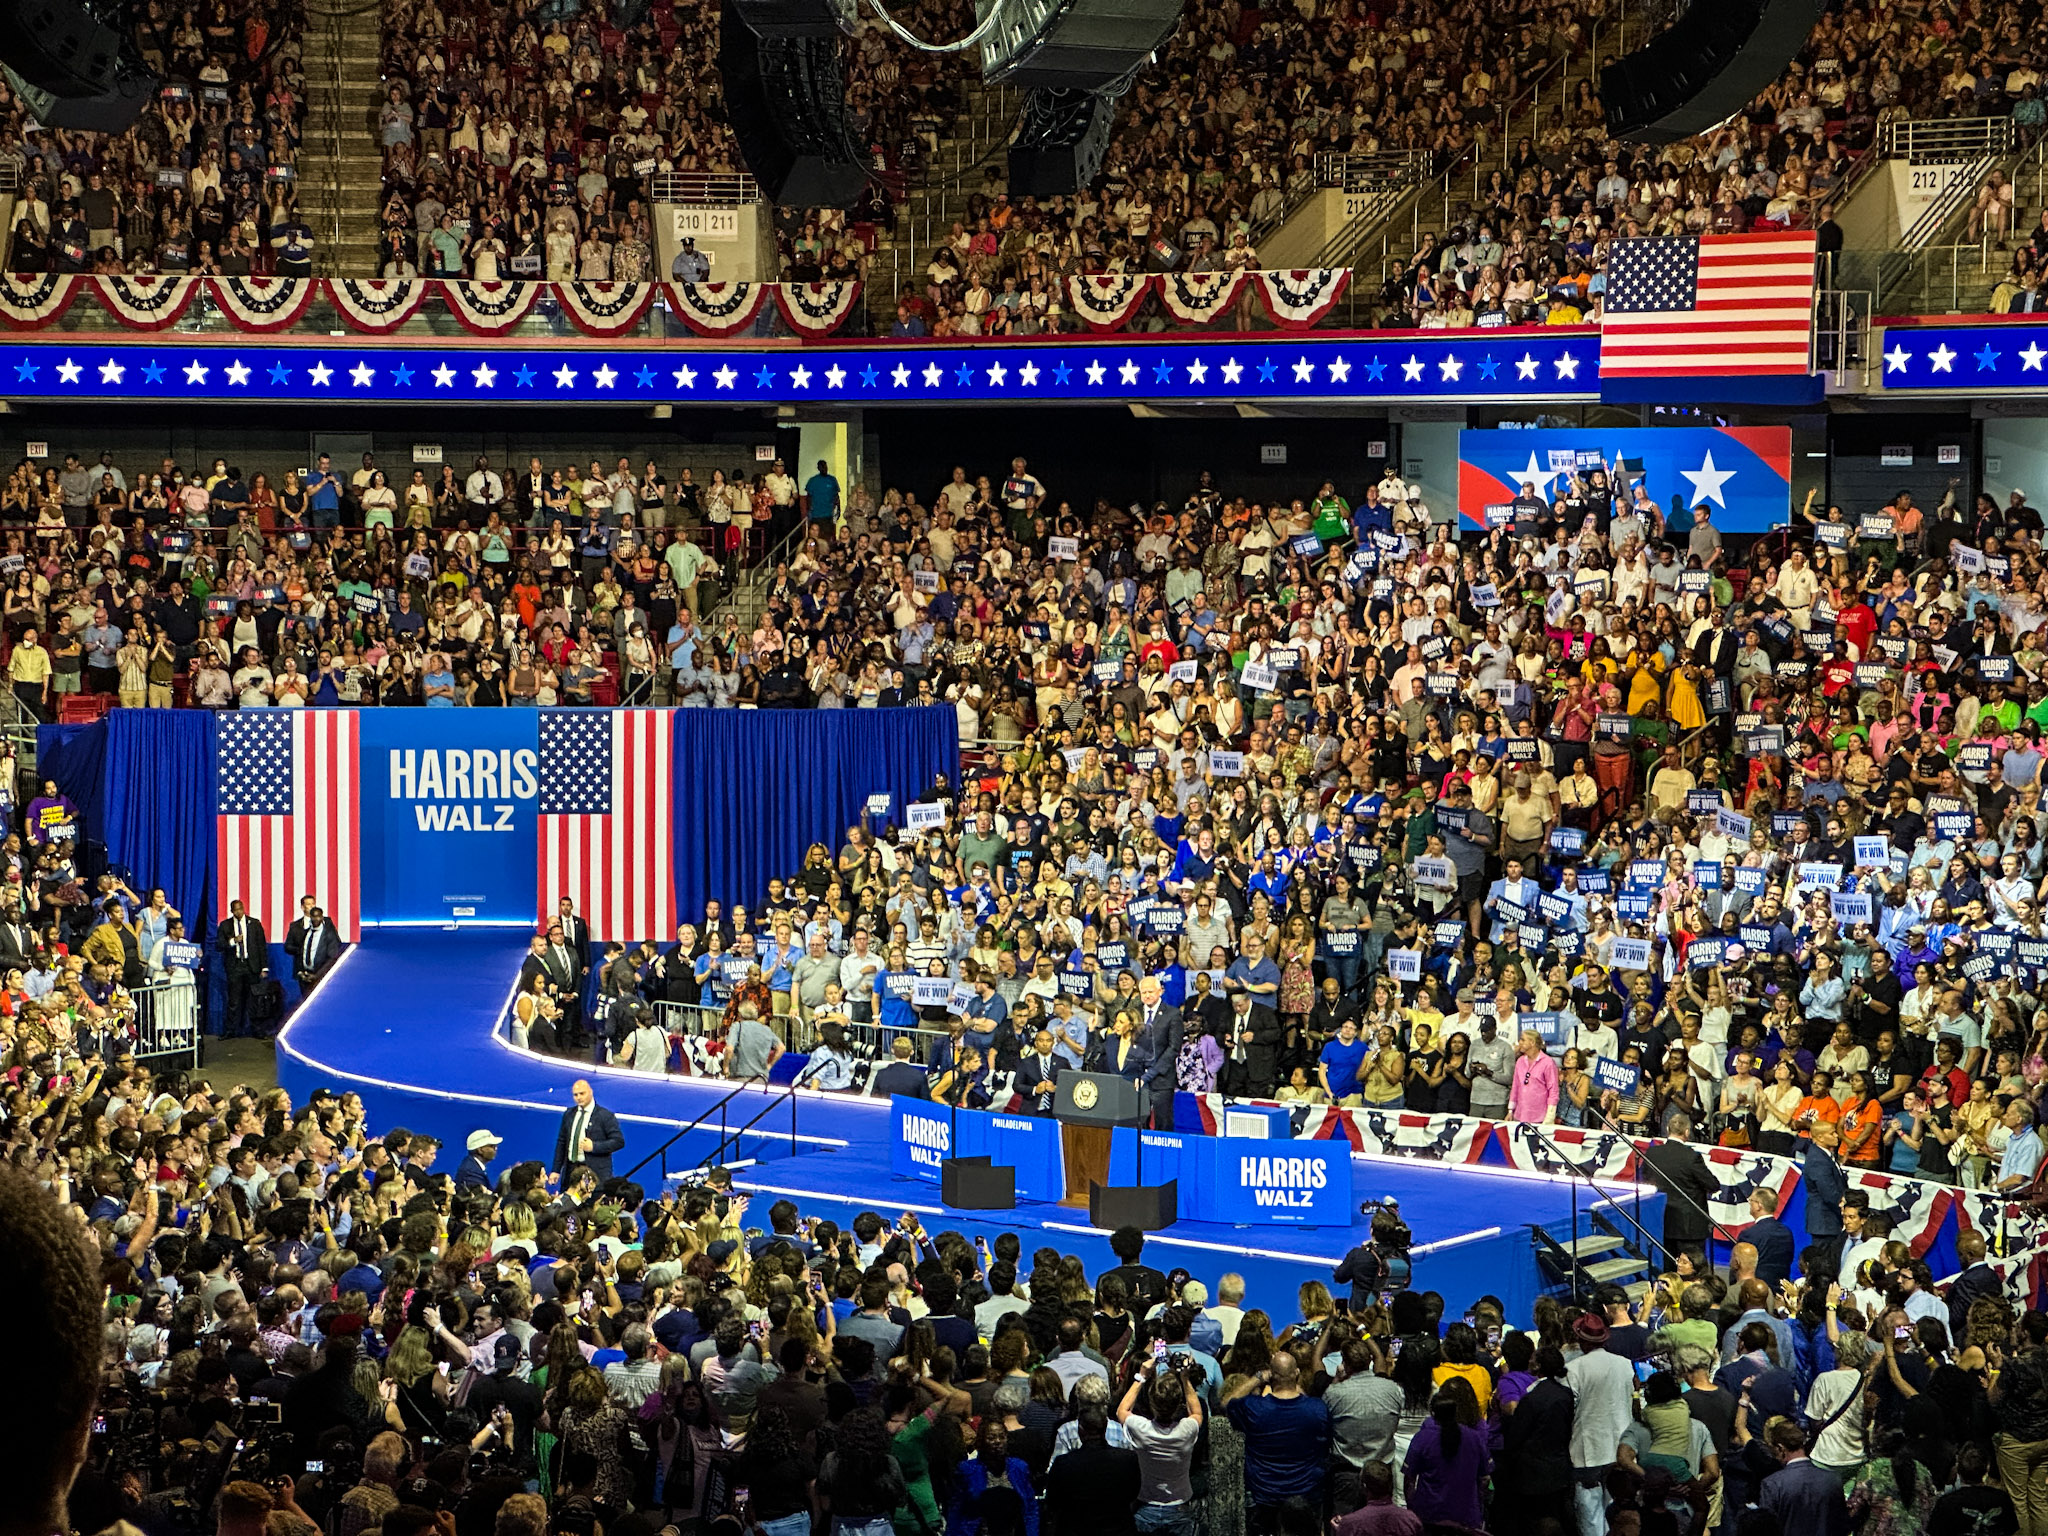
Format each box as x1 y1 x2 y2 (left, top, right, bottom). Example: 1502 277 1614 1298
1457 427 1792 534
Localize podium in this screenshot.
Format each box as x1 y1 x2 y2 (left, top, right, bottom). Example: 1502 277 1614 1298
1055 1071 1176 1231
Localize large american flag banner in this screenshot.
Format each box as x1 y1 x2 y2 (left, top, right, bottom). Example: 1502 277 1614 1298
215 711 360 940
536 709 677 942
1600 231 1817 377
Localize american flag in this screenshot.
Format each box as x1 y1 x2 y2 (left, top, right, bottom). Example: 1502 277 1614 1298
1599 231 1817 377
536 709 676 941
216 710 360 940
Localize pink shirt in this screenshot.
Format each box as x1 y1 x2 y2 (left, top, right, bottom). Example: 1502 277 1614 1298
1507 1049 1560 1122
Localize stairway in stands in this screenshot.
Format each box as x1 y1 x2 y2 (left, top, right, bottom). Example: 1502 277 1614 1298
863 80 1018 330
304 0 386 276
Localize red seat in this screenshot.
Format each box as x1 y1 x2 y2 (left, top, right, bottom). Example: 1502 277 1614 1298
590 672 618 706
58 693 112 723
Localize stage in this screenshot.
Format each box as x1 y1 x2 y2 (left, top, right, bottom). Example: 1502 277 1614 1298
276 933 1664 1319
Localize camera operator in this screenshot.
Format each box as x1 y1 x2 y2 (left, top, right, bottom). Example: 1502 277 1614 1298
1332 1203 1414 1313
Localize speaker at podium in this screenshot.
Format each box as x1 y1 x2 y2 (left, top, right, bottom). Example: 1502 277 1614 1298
1054 1070 1176 1231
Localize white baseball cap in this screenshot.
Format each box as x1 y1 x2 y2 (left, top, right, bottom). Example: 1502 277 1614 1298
466 1129 502 1152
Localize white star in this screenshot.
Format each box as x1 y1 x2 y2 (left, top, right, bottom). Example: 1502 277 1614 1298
714 364 737 389
825 364 846 389
474 363 498 388
1515 353 1539 379
1930 343 1957 373
1085 360 1107 385
1401 355 1425 382
1884 344 1911 373
593 364 617 389
923 362 944 387
2024 342 2047 372
1118 358 1140 385
1292 355 1315 382
890 363 910 387
1438 355 1463 382
1328 357 1351 383
553 364 577 388
97 359 124 384
1554 352 1580 380
1220 357 1244 384
182 359 208 385
350 361 375 387
1680 449 1737 509
789 365 811 389
987 361 1007 386
672 365 695 389
1019 361 1040 386
225 359 250 386
1187 358 1208 384
431 363 456 388
54 356 82 384
1511 453 1559 500
308 361 333 386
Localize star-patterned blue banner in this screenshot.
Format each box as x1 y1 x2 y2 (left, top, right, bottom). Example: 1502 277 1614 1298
1879 324 2048 390
0 332 1600 407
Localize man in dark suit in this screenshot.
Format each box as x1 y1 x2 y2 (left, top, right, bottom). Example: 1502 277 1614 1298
1946 1230 2003 1342
1693 616 1741 677
1635 1112 1721 1260
1803 1121 1849 1267
1136 976 1182 1129
285 906 341 988
1742 1186 1796 1286
542 920 584 1047
870 1035 930 1099
517 932 551 990
1018 1028 1062 1115
455 1130 500 1192
554 1078 625 1183
215 898 269 1039
1220 992 1281 1098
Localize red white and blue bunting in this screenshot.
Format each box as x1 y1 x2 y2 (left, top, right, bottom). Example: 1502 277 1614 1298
1497 1121 1640 1180
94 275 198 330
555 280 656 337
439 279 543 335
0 272 80 328
1158 270 1245 326
664 281 769 338
208 275 318 332
1067 273 1153 333
325 278 429 333
773 280 864 339
1254 268 1351 329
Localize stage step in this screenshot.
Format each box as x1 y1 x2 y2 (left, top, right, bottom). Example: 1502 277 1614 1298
1580 1256 1651 1285
1555 1233 1628 1261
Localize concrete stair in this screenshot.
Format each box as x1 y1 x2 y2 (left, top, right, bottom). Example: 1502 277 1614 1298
865 77 1015 328
303 0 387 275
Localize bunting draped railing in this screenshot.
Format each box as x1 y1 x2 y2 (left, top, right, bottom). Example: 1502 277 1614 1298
0 276 867 339
0 270 1361 340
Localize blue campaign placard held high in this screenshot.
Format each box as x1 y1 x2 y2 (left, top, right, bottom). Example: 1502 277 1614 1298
358 712 541 924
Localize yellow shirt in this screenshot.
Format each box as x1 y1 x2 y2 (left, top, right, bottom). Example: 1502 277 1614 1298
8 643 50 684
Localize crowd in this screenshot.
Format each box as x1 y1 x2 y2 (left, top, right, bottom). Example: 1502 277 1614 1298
10 1045 2048 1536
370 0 976 284
0 1 310 279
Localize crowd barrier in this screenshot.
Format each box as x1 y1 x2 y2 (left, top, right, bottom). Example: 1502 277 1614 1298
1175 1094 2048 1300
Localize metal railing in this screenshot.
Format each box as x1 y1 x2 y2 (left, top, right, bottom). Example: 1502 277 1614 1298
1880 117 2018 161
134 978 201 1068
617 1075 800 1184
652 173 764 207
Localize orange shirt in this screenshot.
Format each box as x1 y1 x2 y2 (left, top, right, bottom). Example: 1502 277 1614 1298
1838 1097 1883 1163
1795 1093 1842 1131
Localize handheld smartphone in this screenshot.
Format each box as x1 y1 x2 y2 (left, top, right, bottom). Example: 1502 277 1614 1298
437 1361 450 1376
1462 1312 1476 1327
1486 1326 1501 1349
306 1461 324 1474
1895 1325 1912 1340
1390 1338 1402 1358
1152 1338 1167 1360
92 1415 107 1435
582 1290 595 1309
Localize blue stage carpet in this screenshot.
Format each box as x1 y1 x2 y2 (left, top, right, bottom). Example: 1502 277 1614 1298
277 934 1662 1320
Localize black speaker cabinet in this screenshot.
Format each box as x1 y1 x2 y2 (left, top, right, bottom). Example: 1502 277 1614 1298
1089 1178 1177 1232
942 1155 1018 1210
1600 0 1824 143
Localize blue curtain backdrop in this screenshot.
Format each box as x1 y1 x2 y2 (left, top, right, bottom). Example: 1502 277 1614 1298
671 706 959 922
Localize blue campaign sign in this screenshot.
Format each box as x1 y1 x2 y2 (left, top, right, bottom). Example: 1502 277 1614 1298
1578 868 1611 894
1592 1056 1642 1096
358 712 541 925
1550 826 1586 856
892 1096 954 1181
1523 1010 1570 1045
1457 426 1792 532
890 1097 1066 1204
1109 1128 1354 1226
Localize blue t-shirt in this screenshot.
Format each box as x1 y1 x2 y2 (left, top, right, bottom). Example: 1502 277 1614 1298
1225 1392 1332 1503
805 472 840 520
1888 1111 1920 1175
1319 1037 1370 1100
